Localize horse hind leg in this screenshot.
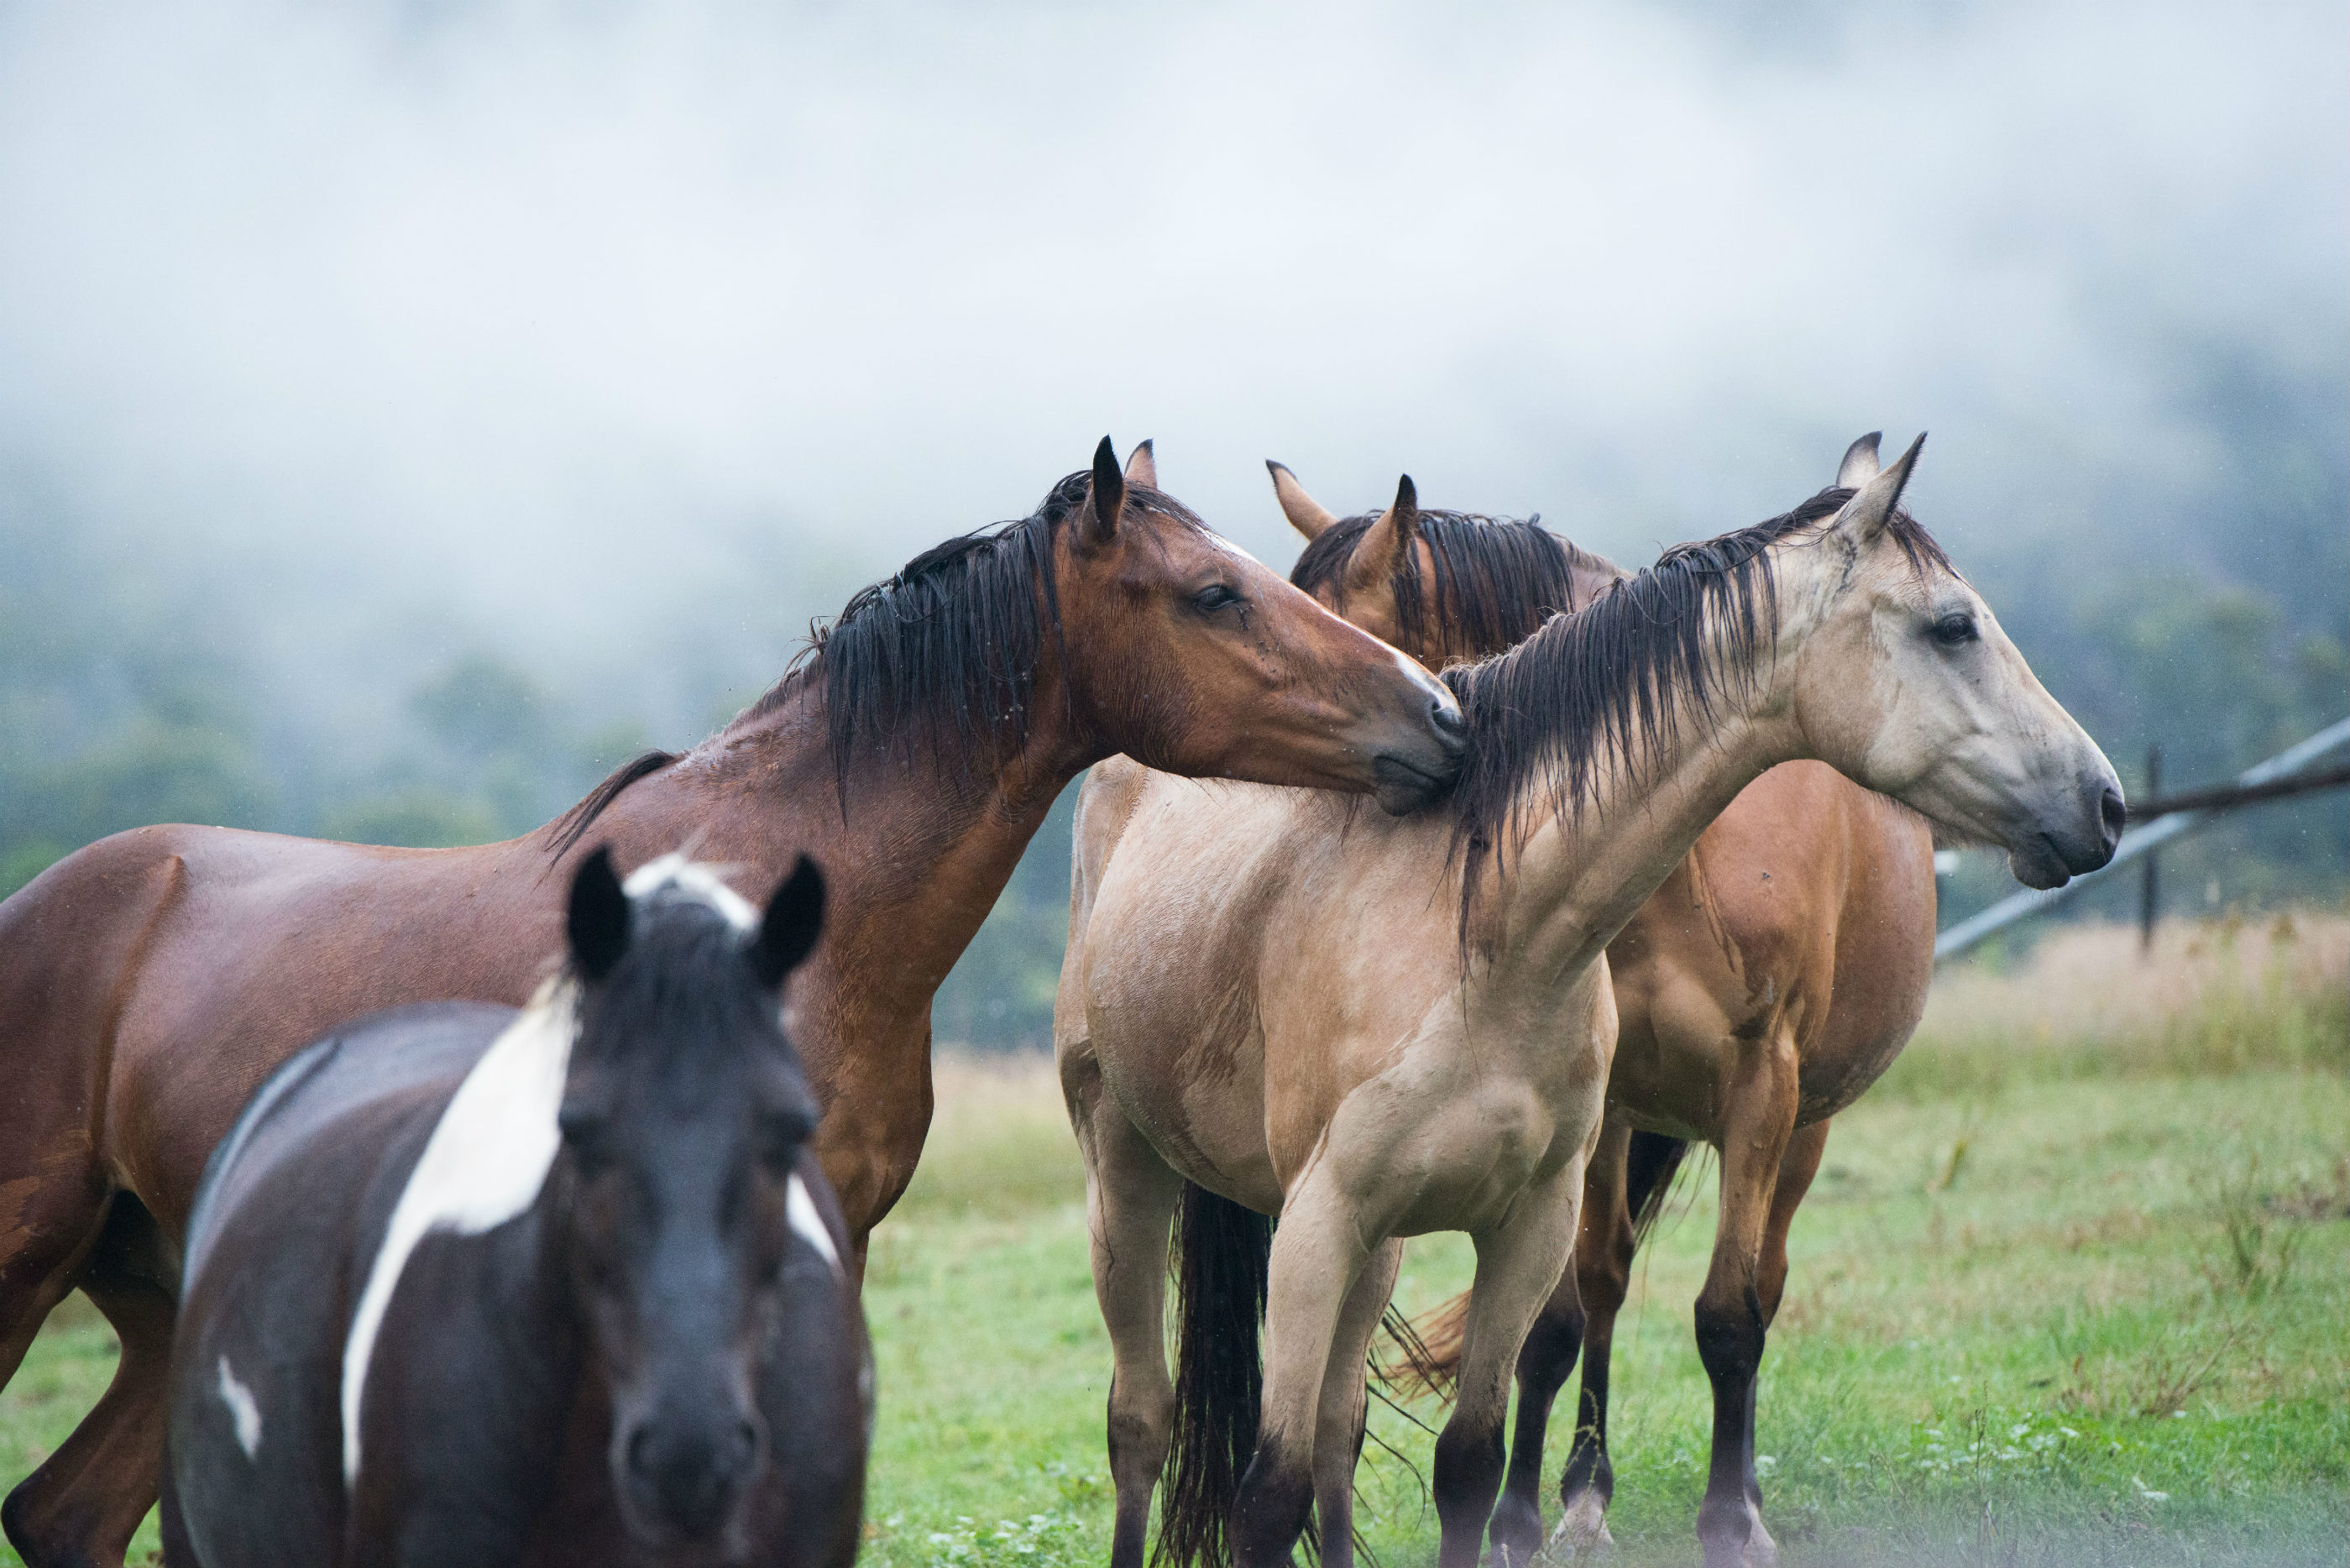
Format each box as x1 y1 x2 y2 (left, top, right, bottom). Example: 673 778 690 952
1555 1117 1666 1556
1308 1238 1401 1568
3 1193 176 1568
1067 1063 1184 1568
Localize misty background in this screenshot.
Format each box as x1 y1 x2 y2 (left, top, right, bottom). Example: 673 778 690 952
3 0 2344 1046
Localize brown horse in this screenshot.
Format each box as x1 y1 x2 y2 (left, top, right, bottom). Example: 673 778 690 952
0 440 1466 1568
1057 440 2120 1568
1274 446 1936 1567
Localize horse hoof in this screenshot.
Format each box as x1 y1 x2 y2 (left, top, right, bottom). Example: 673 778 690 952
1548 1492 1614 1557
1740 1521 1779 1568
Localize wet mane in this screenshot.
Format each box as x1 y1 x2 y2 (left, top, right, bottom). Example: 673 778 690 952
547 469 1208 851
753 471 1207 809
1290 510 1615 664
1442 485 1950 901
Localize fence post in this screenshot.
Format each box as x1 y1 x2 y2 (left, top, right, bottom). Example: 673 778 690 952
2138 744 2161 954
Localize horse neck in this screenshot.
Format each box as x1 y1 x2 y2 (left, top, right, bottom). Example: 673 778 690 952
590 675 1092 1043
1486 574 1828 986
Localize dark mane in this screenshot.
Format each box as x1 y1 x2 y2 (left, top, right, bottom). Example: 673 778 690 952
1441 486 1950 905
541 470 1208 855
1290 509 1615 663
746 470 1207 809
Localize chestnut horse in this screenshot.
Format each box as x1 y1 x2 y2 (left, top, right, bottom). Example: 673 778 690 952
1056 440 2122 1568
0 440 1464 1568
165 850 862 1566
1274 445 1936 1567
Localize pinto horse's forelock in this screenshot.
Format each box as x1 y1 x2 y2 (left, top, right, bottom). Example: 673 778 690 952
1440 488 1950 918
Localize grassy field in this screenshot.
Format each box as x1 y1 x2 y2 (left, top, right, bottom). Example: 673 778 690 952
4 914 2345 1566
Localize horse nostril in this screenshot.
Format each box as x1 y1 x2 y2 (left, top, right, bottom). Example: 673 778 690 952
2100 785 2128 849
1431 698 1467 742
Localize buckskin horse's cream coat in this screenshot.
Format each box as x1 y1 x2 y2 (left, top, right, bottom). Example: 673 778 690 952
1059 440 2123 1568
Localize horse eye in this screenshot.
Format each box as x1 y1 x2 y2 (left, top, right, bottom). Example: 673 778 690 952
1930 612 1978 646
1191 584 1241 614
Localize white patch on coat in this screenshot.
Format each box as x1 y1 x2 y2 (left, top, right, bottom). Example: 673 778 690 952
217 1356 262 1460
341 980 577 1488
624 853 756 931
786 1173 842 1274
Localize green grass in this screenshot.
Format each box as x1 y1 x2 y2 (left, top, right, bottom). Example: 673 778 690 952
6 919 2347 1566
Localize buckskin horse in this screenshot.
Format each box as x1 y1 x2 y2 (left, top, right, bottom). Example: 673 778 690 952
1274 441 1939 1567
164 849 861 1565
0 439 1464 1567
1055 439 2122 1568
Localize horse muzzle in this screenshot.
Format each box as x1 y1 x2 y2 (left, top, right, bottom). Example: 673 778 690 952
615 1405 766 1546
1369 690 1467 814
2005 772 2126 890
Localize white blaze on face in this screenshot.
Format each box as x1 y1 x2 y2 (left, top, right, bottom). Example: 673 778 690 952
339 983 577 1489
217 1356 262 1460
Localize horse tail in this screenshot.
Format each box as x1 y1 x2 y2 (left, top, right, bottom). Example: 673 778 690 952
1376 1132 1700 1405
1625 1131 1693 1248
1157 1180 1272 1568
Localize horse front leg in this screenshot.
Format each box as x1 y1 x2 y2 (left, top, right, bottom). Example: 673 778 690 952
1434 1161 1581 1568
1309 1239 1403 1568
1486 1261 1580 1567
1693 1038 1799 1568
1232 1184 1371 1568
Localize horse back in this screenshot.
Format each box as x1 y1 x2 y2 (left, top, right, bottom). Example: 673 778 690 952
8 822 556 1242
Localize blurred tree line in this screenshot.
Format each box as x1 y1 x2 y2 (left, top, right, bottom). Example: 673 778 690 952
3 365 2344 1049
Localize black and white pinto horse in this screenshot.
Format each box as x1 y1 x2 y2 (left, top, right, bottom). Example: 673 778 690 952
163 849 868 1567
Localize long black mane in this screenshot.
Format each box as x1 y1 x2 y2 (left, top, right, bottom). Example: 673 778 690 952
1290 509 1610 664
1442 485 1950 899
561 468 1212 849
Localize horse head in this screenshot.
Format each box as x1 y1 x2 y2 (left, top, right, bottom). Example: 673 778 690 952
554 848 830 1549
1050 439 1466 812
1776 434 2124 887
1270 462 1624 666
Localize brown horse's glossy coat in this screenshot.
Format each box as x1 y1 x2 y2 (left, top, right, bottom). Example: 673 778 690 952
1275 456 1934 1567
0 441 1463 1568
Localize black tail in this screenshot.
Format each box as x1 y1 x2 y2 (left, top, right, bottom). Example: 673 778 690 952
1625 1131 1693 1249
1157 1181 1272 1568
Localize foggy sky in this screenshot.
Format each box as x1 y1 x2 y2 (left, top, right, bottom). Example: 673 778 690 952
2 0 2343 729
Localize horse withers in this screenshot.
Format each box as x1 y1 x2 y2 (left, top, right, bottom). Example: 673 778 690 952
162 849 865 1567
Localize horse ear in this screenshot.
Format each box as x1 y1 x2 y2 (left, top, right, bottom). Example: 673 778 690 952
1342 474 1419 597
567 846 630 983
1123 439 1158 489
1836 431 1882 490
1084 436 1126 547
1827 433 1923 548
1266 461 1339 541
752 855 826 989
